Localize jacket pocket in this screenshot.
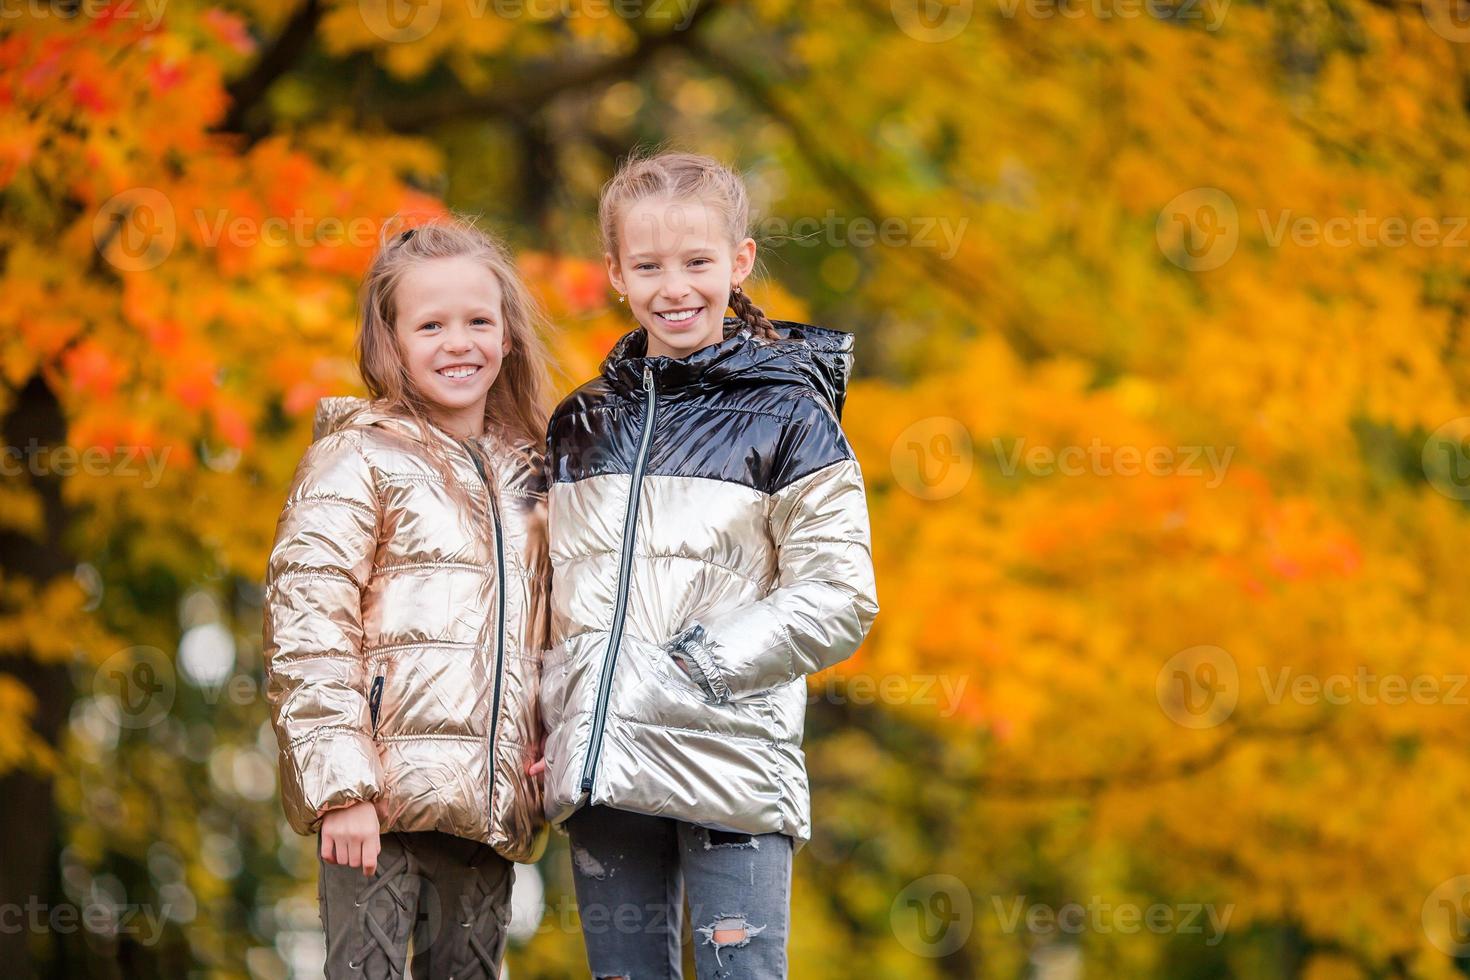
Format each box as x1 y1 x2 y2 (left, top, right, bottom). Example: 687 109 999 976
368 675 384 736
617 634 773 740
662 625 731 705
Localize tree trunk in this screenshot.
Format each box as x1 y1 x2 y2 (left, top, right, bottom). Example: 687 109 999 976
0 376 76 979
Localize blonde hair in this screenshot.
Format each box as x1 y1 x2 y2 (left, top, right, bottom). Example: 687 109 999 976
597 151 780 341
353 215 552 582
357 214 551 451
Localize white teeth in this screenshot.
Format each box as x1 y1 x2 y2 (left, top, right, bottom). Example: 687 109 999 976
659 308 701 322
438 365 478 379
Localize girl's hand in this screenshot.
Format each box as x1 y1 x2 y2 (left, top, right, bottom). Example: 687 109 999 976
527 736 546 777
320 801 381 876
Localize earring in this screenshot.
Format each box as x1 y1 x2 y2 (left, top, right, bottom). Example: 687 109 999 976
731 283 742 294
617 294 626 303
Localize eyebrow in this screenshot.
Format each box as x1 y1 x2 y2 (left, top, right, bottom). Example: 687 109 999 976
399 307 499 321
625 246 718 262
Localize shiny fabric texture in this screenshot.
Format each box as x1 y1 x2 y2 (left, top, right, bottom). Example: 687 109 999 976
542 320 879 847
264 397 548 862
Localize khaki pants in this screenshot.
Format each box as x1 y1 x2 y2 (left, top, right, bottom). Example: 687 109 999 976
318 830 513 979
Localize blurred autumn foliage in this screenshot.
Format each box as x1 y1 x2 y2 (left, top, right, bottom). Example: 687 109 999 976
5 0 1470 976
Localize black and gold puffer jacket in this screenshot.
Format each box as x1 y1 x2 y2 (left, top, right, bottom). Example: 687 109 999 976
541 320 879 847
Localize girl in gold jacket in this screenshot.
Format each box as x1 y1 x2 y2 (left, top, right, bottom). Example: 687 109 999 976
263 217 551 979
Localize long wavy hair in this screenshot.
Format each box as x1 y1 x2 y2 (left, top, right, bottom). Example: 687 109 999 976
598 151 780 341
354 216 553 606
357 214 551 453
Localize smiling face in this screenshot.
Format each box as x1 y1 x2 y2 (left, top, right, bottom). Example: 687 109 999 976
607 197 757 360
393 255 508 438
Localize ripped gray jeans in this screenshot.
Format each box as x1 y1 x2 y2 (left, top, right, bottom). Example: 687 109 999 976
565 805 793 979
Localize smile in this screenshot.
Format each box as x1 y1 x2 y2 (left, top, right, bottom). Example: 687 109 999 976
436 365 482 379
655 307 703 324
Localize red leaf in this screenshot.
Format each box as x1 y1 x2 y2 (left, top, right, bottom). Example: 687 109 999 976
62 341 123 398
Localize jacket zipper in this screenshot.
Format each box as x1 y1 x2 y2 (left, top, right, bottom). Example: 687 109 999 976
467 442 508 836
368 675 384 735
581 364 657 795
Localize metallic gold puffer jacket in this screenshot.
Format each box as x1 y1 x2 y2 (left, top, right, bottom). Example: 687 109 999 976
263 397 548 862
542 321 879 847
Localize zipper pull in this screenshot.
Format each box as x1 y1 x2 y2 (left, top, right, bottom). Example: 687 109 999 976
369 675 384 733
643 365 654 392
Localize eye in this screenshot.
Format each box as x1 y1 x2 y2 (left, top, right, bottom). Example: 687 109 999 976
418 321 441 332
471 317 494 327
634 263 658 272
688 258 712 268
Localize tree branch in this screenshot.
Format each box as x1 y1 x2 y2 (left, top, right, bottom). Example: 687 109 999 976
683 35 1050 361
379 1 720 133
219 0 327 138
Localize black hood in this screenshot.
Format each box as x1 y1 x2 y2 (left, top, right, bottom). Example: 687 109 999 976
601 318 856 419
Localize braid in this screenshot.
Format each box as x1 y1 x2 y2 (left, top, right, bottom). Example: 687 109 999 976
729 286 780 341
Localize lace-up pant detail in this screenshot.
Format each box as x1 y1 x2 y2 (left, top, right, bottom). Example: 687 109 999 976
318 830 514 979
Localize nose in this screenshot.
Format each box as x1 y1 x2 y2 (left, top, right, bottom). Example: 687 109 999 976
659 272 691 303
440 321 473 353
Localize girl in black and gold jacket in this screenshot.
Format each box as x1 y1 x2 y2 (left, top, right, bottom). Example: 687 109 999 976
537 152 879 978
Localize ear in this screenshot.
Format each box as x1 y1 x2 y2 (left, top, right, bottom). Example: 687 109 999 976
730 237 757 287
604 252 627 298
